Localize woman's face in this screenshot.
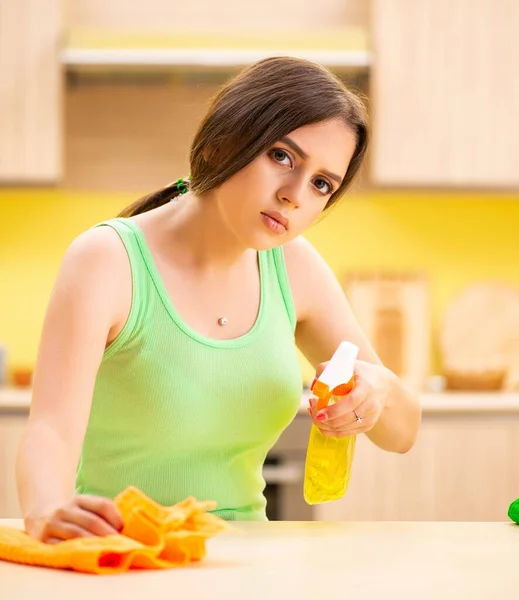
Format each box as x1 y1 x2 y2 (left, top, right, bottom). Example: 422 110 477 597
213 118 357 250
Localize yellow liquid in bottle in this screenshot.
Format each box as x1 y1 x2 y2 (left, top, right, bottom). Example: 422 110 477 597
304 422 356 505
304 379 357 505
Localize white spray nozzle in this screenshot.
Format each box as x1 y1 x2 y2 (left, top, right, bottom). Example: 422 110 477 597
317 341 359 392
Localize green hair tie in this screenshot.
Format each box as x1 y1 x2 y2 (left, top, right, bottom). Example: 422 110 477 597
509 497 519 524
176 177 189 195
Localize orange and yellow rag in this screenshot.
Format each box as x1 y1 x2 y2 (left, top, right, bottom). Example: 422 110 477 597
0 486 236 574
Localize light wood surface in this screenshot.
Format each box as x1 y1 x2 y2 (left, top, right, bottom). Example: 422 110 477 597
0 520 517 599
64 80 213 191
345 273 430 391
371 0 519 188
62 73 368 191
316 411 519 522
65 0 369 31
62 1 370 70
0 0 62 182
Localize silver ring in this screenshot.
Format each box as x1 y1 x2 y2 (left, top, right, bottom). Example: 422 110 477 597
353 410 362 423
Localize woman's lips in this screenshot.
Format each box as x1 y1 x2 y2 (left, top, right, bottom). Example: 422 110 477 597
260 211 289 233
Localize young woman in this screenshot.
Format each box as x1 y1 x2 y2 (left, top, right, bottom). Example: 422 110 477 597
16 56 421 543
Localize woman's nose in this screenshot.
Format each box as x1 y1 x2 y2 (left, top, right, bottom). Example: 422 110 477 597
276 180 304 208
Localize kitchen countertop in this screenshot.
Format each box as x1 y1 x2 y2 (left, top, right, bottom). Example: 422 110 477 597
2 386 519 413
0 519 517 599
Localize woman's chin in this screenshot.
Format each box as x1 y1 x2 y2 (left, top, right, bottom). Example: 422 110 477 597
246 233 287 251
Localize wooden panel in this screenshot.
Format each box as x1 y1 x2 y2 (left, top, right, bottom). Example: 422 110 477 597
64 73 369 192
371 0 519 188
64 79 217 190
345 273 430 392
0 413 28 518
65 0 368 31
315 412 519 521
0 0 63 182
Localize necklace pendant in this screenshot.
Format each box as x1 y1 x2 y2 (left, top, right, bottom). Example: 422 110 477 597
217 317 228 326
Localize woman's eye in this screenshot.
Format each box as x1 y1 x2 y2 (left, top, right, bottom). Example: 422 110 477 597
270 149 292 167
314 178 333 195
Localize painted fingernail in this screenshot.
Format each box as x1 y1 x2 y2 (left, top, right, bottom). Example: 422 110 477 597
307 407 312 416
316 412 327 422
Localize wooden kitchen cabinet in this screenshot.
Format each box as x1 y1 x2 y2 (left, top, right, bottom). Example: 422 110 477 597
0 0 63 183
371 0 519 188
66 0 368 32
0 412 28 518
3 400 518 522
61 0 370 192
315 408 519 522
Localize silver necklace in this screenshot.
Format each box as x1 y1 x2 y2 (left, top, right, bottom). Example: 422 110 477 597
217 317 228 326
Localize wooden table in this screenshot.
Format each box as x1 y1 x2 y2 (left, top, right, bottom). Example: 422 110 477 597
0 520 517 599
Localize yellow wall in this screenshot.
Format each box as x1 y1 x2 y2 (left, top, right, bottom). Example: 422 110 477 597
1 189 519 383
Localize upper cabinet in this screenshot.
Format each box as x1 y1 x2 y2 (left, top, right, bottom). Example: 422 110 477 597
62 0 370 72
8 0 517 190
60 0 371 191
65 0 368 34
370 0 519 189
0 0 63 183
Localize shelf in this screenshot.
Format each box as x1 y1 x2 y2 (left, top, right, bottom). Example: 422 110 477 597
2 387 519 414
300 389 519 414
61 28 371 71
0 388 31 411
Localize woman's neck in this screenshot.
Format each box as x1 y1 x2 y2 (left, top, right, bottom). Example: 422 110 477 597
148 192 254 273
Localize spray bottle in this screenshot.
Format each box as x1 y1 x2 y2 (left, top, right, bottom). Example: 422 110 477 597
304 341 359 505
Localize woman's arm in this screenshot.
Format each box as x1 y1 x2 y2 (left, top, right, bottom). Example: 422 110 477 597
286 236 422 453
16 227 130 538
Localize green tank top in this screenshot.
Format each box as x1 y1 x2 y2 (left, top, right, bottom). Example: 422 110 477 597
75 217 303 521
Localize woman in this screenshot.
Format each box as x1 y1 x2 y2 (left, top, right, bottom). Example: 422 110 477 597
16 56 421 543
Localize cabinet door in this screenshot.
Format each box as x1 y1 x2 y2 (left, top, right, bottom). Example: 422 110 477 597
0 413 28 518
315 413 519 522
0 0 62 182
67 0 368 31
371 0 519 188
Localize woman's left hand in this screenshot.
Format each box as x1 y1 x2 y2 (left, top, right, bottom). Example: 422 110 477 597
307 359 397 438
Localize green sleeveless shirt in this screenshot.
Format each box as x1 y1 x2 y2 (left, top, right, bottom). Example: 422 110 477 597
75 217 303 521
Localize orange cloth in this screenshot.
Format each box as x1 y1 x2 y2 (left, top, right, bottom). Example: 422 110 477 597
0 486 236 574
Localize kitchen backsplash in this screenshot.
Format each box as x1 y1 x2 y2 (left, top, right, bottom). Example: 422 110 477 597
1 188 519 385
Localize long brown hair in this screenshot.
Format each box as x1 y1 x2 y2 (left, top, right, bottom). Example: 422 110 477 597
119 57 369 218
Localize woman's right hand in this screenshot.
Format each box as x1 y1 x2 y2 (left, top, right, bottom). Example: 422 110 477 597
25 495 124 544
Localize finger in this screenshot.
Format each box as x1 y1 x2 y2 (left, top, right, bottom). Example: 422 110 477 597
76 496 124 531
44 520 96 543
317 418 373 436
315 403 375 434
316 392 366 423
317 399 372 426
313 400 360 427
308 396 320 419
45 537 64 545
67 507 122 537
318 380 373 421
316 421 368 435
318 427 366 438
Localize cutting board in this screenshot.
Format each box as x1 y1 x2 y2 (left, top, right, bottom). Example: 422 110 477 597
344 272 430 391
439 282 519 390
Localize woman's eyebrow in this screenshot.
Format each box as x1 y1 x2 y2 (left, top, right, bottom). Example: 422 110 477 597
280 136 343 185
